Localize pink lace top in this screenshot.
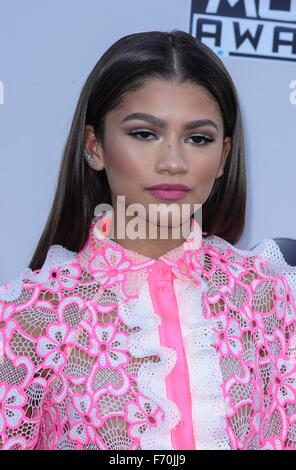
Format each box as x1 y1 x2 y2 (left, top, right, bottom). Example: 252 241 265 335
0 209 295 450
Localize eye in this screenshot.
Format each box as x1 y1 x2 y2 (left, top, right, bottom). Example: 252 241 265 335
127 130 215 145
127 130 155 140
188 135 215 146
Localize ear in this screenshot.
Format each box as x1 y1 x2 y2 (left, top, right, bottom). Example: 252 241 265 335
216 136 232 179
84 124 105 171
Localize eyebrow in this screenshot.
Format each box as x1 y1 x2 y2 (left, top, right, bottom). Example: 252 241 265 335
120 112 219 131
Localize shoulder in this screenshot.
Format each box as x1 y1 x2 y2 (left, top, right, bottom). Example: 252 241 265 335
202 235 296 317
204 235 295 279
0 244 80 384
0 244 79 317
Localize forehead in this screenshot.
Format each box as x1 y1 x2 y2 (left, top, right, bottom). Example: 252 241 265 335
109 78 223 125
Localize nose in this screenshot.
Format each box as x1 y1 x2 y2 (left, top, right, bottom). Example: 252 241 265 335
155 141 188 174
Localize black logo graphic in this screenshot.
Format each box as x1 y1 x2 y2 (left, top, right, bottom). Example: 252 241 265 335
189 0 296 61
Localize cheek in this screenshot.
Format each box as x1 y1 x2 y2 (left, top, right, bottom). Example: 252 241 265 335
102 142 141 196
190 145 223 201
192 146 222 183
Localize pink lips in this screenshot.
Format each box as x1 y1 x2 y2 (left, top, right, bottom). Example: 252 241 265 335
146 183 190 201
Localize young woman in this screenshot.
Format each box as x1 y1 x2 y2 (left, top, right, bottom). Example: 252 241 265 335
0 29 295 451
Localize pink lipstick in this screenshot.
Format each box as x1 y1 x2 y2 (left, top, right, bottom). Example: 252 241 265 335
146 183 190 201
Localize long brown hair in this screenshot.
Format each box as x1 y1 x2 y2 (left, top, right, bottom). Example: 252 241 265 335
29 29 246 271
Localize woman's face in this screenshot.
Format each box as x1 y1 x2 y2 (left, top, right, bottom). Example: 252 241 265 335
84 78 231 230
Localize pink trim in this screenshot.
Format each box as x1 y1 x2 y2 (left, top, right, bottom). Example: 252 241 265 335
148 260 195 450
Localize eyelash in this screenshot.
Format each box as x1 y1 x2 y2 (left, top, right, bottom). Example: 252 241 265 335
127 130 215 146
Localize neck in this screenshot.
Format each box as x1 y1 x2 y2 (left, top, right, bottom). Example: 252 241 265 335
109 212 192 260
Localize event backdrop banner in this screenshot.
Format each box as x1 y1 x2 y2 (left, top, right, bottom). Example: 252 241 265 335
190 0 296 61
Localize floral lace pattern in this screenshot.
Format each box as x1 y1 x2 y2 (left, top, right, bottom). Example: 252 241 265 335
0 210 295 450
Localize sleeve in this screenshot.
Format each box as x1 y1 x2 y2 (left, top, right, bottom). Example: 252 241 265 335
256 239 296 450
0 245 78 450
0 275 49 450
259 238 296 302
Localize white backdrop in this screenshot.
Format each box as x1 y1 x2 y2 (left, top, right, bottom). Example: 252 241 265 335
0 0 295 285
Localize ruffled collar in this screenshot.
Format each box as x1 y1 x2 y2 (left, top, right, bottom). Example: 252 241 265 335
77 209 206 298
